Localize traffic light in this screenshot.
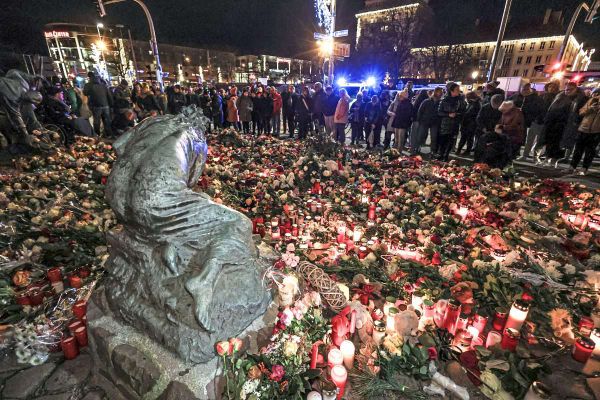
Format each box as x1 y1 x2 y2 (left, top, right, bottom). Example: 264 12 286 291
94 0 106 18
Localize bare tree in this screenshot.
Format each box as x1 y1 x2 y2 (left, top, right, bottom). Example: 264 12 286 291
412 44 476 80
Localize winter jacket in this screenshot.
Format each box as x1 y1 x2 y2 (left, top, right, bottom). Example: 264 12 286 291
168 92 186 114
388 99 413 129
412 91 429 120
237 95 253 122
510 92 544 128
323 93 339 117
272 92 282 114
461 99 481 134
226 96 239 123
258 95 274 118
281 91 297 114
476 103 501 134
536 92 558 125
364 102 382 125
578 97 600 134
295 95 312 121
349 99 365 124
312 89 327 116
499 102 525 145
438 95 466 136
83 77 113 108
417 97 441 126
334 95 350 124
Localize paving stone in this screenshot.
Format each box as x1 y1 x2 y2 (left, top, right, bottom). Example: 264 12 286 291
89 326 114 369
0 353 29 373
111 344 160 396
157 381 199 400
34 393 74 400
44 354 92 392
81 390 105 400
2 363 55 399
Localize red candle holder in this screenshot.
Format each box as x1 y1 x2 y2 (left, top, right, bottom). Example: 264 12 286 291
47 267 62 283
492 307 508 331
578 316 595 337
501 328 520 352
72 300 87 320
572 337 595 363
443 299 461 335
28 289 44 306
69 275 83 289
61 336 79 360
68 320 84 334
368 204 376 221
471 314 488 335
15 292 31 306
74 326 88 347
78 267 91 279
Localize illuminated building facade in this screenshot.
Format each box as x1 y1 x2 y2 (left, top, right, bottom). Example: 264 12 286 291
235 55 313 84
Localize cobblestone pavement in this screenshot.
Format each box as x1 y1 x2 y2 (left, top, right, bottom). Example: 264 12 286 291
0 349 107 400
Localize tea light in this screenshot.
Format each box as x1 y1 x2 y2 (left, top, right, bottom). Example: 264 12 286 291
339 340 355 370
74 326 88 347
486 330 502 348
590 329 600 356
330 365 347 400
353 228 363 242
579 316 595 337
383 297 396 316
72 300 87 320
467 326 480 342
572 337 595 363
69 275 82 289
492 307 508 331
372 320 386 345
307 391 322 400
524 381 551 400
471 314 488 334
327 348 343 368
47 267 62 283
501 328 520 352
322 387 337 400
505 300 529 331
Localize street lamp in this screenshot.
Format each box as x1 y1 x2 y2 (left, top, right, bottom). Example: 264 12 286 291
471 71 479 80
96 41 107 51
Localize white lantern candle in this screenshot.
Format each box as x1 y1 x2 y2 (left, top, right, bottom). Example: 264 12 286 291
590 328 600 356
523 381 551 400
383 297 396 316
339 340 355 370
327 348 343 368
353 228 363 242
486 330 502 348
330 365 347 399
411 291 424 312
505 300 529 331
307 391 322 400
372 320 386 345
387 307 399 333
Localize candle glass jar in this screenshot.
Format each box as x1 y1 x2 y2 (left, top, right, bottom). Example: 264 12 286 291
452 329 473 352
579 316 595 337
383 297 396 316
456 313 469 333
434 299 448 328
372 320 386 345
471 314 488 335
505 300 530 331
572 337 595 363
423 300 435 319
411 291 424 312
524 381 551 400
443 300 461 335
486 330 502 349
492 307 508 331
387 307 399 333
501 328 520 352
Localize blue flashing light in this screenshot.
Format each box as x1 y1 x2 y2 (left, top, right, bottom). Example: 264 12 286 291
366 76 377 87
337 77 347 87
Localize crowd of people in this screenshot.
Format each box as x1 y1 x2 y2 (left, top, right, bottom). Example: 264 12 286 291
1 69 599 174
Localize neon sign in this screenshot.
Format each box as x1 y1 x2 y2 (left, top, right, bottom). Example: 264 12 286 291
45 31 70 38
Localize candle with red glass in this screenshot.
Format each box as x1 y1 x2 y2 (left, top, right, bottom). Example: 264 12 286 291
69 275 83 289
579 316 595 337
74 326 88 347
471 314 488 335
72 300 87 320
61 336 79 360
492 307 508 331
47 267 62 283
501 328 520 352
572 337 595 363
330 365 347 400
443 299 461 335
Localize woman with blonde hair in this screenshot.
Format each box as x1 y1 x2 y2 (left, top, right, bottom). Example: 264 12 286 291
386 89 413 150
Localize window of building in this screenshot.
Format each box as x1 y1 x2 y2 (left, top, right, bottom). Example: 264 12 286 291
522 69 529 77
535 55 542 63
381 25 389 32
476 46 481 54
539 41 546 50
503 56 511 66
513 69 520 76
485 46 490 53
508 44 514 53
529 42 536 50
545 55 551 62
549 40 555 49
526 56 532 64
520 43 526 51
516 56 523 64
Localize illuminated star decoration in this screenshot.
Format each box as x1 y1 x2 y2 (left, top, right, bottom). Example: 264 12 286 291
314 0 333 35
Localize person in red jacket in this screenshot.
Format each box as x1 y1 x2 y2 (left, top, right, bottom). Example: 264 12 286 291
497 100 525 160
270 87 282 137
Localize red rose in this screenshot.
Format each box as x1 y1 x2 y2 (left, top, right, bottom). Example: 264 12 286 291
229 338 243 354
215 341 230 356
521 292 534 302
431 252 442 266
427 347 438 360
430 234 442 245
270 364 285 382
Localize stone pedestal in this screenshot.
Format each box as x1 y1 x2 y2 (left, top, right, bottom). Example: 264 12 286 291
87 287 277 400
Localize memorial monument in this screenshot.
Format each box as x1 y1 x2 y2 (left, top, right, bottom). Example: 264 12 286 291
101 106 271 364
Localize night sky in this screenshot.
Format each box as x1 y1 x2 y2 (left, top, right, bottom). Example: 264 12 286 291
1 0 599 60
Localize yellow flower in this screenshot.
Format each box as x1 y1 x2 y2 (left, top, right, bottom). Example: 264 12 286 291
283 340 299 357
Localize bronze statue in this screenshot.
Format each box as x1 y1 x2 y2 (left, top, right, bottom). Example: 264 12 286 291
104 107 270 362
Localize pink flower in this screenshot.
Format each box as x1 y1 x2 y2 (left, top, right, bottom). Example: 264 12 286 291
280 308 294 326
229 338 243 353
270 364 285 382
403 283 414 294
292 307 304 320
215 341 230 356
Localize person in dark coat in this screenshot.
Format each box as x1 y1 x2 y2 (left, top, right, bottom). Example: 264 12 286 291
568 88 600 175
437 82 466 161
364 95 382 150
386 90 412 150
528 82 559 163
322 86 339 138
497 100 526 160
168 85 186 114
83 71 113 137
237 88 253 134
510 84 545 160
281 85 297 136
259 90 274 135
200 89 213 122
410 90 429 150
311 82 327 134
456 91 482 155
210 89 223 129
111 109 135 135
250 91 260 134
349 93 366 145
413 87 443 156
475 94 503 153
543 82 586 166
295 86 312 140
482 81 505 104
137 86 161 119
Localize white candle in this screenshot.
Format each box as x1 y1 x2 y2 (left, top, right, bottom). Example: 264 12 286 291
330 365 347 399
505 300 529 331
386 307 398 333
372 321 386 345
353 228 363 242
383 297 396 316
339 340 355 370
327 348 343 368
411 291 424 312
591 329 600 356
486 331 502 348
307 391 322 400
